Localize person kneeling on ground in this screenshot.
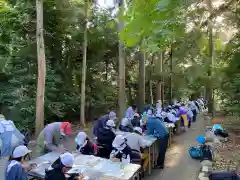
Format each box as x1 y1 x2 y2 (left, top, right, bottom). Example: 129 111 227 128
75 132 98 155
110 135 134 164
145 116 169 169
45 152 80 180
5 145 32 180
97 120 116 158
126 127 148 171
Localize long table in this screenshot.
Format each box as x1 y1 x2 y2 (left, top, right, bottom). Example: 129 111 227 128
27 152 141 180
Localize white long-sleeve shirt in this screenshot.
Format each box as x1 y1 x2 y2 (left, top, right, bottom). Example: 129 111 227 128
126 133 146 152
125 107 135 120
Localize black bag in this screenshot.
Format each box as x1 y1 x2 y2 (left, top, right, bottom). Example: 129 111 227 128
214 129 229 138
209 172 239 180
200 145 213 161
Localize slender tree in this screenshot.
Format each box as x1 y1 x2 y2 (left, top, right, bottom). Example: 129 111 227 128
80 0 88 127
117 0 126 119
138 51 145 109
35 0 46 136
206 0 214 117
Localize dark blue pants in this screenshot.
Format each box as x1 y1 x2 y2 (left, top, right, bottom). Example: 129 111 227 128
157 134 169 167
192 109 197 122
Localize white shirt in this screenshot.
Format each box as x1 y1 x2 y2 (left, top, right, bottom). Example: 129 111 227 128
121 118 131 126
167 113 177 122
125 107 135 120
126 133 146 152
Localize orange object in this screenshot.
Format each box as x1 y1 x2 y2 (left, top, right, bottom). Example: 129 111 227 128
212 119 223 124
60 122 72 135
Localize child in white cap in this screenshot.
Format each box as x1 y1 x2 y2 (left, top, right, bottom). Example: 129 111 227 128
5 145 32 180
110 135 133 164
75 132 98 155
45 152 79 180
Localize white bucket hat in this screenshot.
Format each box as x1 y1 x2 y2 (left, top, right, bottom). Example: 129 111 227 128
133 127 142 135
60 152 74 167
12 145 31 158
75 132 87 146
106 120 116 128
133 113 140 118
112 135 126 150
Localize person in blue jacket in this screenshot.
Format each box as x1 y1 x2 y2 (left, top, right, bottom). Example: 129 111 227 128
146 116 169 169
5 145 32 180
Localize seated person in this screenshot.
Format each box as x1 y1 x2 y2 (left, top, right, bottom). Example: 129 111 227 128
110 135 136 164
75 132 98 155
97 120 116 158
119 118 133 132
126 127 145 153
126 127 149 170
131 113 141 127
45 152 79 180
5 145 32 180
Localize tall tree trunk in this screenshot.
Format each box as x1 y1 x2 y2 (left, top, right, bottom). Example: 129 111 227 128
35 0 46 137
117 0 126 119
149 55 154 105
156 52 163 106
80 0 88 127
138 51 145 109
206 0 214 117
169 47 173 105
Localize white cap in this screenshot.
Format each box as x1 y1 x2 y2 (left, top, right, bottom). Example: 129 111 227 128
75 132 87 146
106 120 116 128
147 109 153 116
12 145 31 158
133 113 140 118
112 135 126 150
60 152 74 167
133 127 142 134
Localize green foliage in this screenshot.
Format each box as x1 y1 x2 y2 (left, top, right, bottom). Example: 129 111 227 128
120 0 192 51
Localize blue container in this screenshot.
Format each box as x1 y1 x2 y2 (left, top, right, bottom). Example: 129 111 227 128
197 136 205 144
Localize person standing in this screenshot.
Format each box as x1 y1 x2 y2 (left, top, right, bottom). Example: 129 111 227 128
125 105 137 120
36 122 72 155
92 111 117 137
145 116 169 169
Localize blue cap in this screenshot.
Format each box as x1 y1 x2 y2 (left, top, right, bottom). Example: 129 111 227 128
197 136 205 144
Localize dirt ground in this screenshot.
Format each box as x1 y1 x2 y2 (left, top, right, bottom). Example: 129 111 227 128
148 114 205 180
